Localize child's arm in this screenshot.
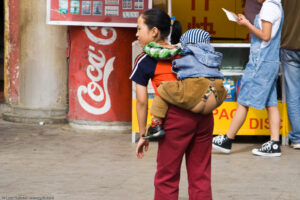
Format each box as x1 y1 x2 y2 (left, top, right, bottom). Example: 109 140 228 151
135 83 149 158
237 14 272 42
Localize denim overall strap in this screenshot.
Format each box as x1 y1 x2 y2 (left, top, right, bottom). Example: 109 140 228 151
249 0 283 64
259 0 283 62
248 15 261 61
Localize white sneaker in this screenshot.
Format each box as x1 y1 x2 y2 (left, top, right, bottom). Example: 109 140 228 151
252 141 281 157
291 143 300 149
212 135 233 154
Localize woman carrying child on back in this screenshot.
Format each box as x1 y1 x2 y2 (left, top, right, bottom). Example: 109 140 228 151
130 8 222 200
142 28 227 139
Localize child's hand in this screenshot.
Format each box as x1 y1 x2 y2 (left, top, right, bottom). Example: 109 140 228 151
136 137 149 158
237 14 250 27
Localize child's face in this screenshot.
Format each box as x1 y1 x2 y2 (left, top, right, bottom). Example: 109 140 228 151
136 16 155 47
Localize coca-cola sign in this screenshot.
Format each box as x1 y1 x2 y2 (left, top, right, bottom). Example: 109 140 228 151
77 27 116 115
68 26 136 122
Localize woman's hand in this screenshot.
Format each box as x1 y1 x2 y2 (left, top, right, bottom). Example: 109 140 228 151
136 137 149 158
237 14 250 27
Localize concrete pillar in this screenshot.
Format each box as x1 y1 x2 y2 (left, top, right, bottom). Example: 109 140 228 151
2 0 68 124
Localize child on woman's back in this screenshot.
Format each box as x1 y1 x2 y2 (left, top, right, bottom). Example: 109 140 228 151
142 29 227 139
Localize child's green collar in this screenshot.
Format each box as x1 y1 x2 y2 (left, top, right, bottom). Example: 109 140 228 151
143 42 182 60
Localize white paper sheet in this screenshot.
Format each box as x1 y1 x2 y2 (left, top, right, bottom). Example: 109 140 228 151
222 8 238 22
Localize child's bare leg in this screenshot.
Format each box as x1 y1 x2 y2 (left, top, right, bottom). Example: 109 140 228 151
226 103 248 139
152 116 162 121
212 103 248 153
191 94 218 114
152 116 162 120
267 106 280 141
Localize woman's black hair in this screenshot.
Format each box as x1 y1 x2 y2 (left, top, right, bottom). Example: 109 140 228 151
141 8 182 44
171 20 182 44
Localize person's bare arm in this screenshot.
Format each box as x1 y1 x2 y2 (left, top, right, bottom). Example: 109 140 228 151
135 83 149 158
136 84 148 136
237 14 272 42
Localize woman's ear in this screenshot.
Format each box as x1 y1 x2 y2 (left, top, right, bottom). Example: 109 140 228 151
151 27 160 40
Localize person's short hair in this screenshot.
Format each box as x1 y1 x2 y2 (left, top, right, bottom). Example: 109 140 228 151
180 29 210 47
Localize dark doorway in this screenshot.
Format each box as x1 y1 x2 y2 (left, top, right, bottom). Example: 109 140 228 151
0 0 4 102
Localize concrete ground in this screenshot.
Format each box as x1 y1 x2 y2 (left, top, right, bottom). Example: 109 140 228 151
0 119 299 200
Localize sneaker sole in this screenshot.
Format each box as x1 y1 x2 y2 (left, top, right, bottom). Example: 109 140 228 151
252 149 281 157
143 131 165 140
212 144 231 154
292 144 300 149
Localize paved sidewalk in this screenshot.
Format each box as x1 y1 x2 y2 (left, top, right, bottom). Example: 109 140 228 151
0 119 299 200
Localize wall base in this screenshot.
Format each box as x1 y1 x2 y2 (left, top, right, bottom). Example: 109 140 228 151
2 106 67 124
68 119 131 131
0 103 11 116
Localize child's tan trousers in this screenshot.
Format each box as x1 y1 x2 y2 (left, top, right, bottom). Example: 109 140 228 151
150 77 227 118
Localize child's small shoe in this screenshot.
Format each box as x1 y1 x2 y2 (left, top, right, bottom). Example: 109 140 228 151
142 119 165 140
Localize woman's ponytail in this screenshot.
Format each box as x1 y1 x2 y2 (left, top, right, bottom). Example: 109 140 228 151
170 20 182 44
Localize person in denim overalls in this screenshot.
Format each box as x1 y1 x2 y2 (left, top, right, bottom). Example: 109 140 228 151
213 0 284 157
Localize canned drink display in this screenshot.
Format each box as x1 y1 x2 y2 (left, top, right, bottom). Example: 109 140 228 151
223 76 235 101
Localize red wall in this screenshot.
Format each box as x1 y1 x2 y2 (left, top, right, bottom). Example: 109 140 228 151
6 0 19 103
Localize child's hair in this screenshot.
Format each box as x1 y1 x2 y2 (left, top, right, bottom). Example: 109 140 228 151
141 8 182 44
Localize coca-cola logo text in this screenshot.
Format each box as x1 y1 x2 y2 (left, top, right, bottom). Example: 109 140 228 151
77 27 117 115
